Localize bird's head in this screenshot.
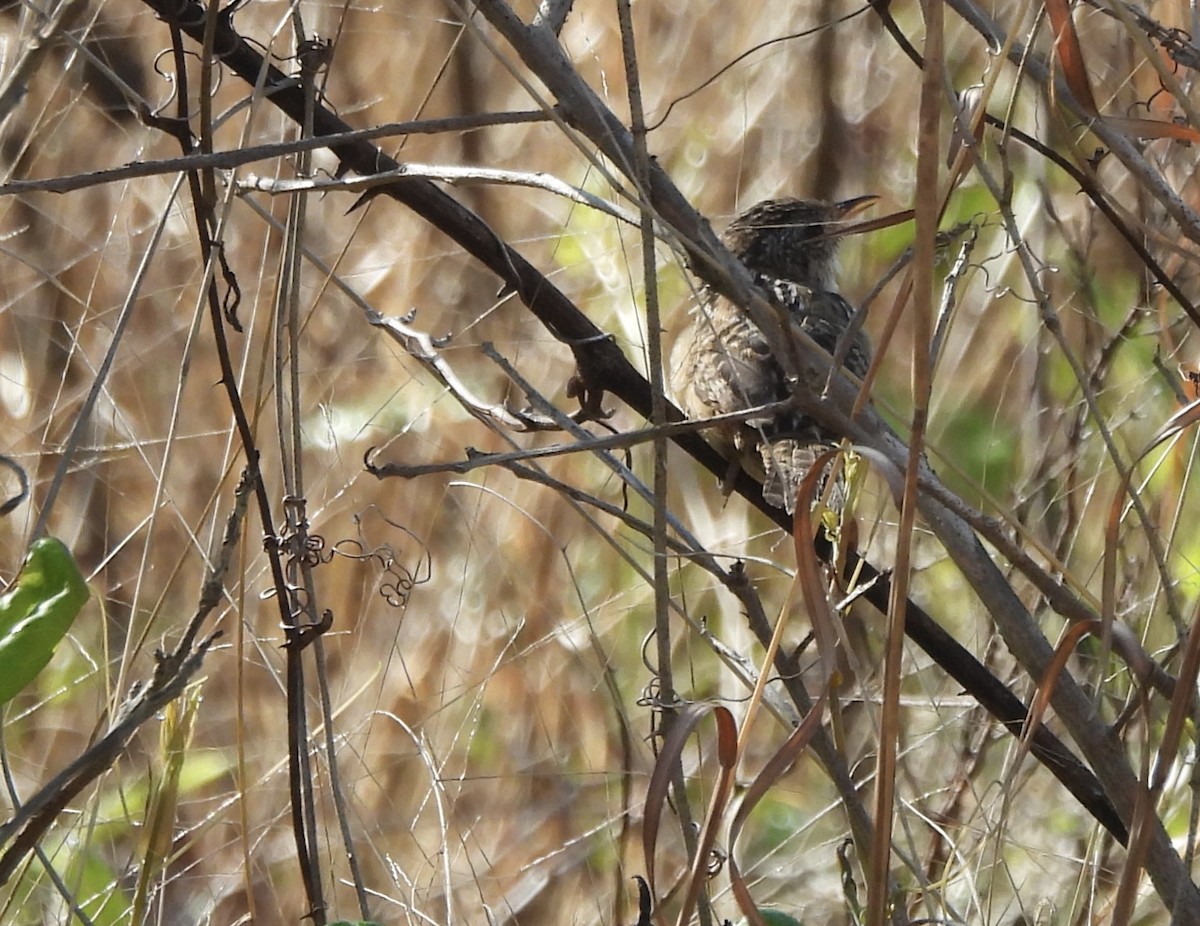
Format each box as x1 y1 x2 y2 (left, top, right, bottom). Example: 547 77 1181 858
722 195 877 291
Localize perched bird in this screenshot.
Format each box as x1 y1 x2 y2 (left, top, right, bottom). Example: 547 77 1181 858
670 196 875 514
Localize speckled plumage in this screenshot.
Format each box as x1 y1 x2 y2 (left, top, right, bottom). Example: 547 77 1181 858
671 197 872 513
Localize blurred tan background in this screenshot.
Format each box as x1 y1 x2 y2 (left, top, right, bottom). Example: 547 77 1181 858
1 0 1198 923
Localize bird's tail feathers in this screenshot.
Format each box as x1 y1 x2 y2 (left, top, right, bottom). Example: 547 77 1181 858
760 439 843 515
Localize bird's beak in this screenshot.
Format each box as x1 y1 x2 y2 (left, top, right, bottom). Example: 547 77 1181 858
834 194 880 217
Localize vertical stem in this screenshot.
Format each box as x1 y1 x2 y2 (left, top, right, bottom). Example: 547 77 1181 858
614 3 705 922
870 0 941 923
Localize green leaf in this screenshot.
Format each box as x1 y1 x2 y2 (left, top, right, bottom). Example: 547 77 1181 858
0 537 89 705
738 910 806 926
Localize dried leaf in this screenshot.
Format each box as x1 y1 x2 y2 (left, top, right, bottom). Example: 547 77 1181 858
1046 0 1099 116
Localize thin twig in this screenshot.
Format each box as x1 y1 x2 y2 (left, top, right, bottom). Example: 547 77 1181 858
239 162 639 227
0 111 552 197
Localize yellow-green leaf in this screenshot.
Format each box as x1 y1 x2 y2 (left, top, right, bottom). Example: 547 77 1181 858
0 538 89 705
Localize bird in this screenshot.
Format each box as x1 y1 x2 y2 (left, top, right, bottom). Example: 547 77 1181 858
670 196 875 514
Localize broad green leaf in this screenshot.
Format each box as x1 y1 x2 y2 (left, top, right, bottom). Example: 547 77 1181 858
0 537 89 705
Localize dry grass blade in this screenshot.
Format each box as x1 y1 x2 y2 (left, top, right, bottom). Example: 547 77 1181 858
1101 115 1200 143
1021 618 1102 752
1113 592 1200 923
727 683 831 926
1103 395 1200 634
642 704 737 926
789 449 845 685
1045 0 1100 116
675 708 738 926
131 684 202 923
1106 385 1200 918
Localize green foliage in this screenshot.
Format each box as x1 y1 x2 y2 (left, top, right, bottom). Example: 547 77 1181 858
0 538 89 706
943 185 999 234
9 703 230 924
741 795 806 859
934 400 1018 502
738 909 806 926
